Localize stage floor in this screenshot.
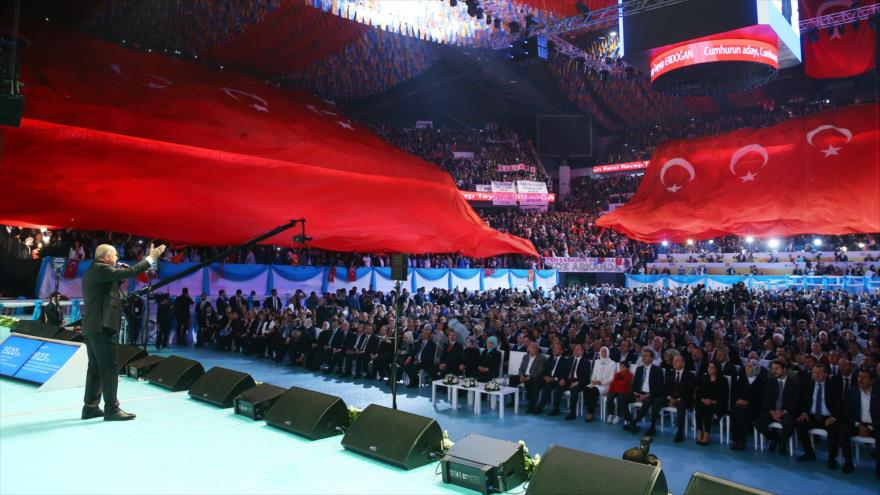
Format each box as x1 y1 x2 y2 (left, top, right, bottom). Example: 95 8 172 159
1 346 878 495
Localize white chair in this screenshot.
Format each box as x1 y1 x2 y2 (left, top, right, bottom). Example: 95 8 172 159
715 376 733 445
758 422 795 456
659 407 696 437
852 436 876 462
808 428 828 452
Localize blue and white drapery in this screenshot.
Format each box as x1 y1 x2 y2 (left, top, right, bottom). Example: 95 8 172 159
626 274 880 293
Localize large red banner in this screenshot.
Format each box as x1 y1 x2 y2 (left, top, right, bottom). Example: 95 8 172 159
596 104 880 242
801 0 877 79
0 25 537 259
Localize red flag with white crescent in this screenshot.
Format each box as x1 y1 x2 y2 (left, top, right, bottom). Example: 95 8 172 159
597 104 880 242
801 0 877 79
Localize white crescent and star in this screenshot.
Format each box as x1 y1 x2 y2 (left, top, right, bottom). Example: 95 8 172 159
729 144 769 183
659 158 696 193
816 0 850 40
143 74 172 90
806 124 852 158
221 87 270 112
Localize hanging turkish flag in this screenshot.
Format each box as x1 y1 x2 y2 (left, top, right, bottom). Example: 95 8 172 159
328 266 336 283
347 267 357 283
596 104 880 243
63 259 79 279
801 0 877 78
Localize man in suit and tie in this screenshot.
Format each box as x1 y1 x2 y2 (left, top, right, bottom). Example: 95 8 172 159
437 331 464 377
665 353 696 442
519 343 548 414
264 289 283 314
755 360 800 454
831 358 856 401
622 349 665 436
840 368 879 477
564 344 592 420
81 243 164 421
538 343 571 416
43 292 64 327
795 363 842 468
405 326 437 387
230 289 246 315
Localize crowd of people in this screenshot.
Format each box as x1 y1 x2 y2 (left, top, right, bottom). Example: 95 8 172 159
124 282 880 478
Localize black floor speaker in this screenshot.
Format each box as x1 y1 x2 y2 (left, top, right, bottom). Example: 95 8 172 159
146 355 205 391
265 386 349 440
52 329 85 342
188 367 256 408
341 404 442 470
13 320 62 339
684 472 772 495
117 345 148 374
441 434 525 494
234 383 288 420
126 355 166 378
526 445 668 495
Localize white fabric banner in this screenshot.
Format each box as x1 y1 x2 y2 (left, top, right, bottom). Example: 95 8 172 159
450 271 481 292
534 272 558 290
543 257 630 273
482 271 510 291
142 271 205 297
510 271 532 290
491 181 517 206
272 271 325 298
374 270 412 294
328 270 372 293
210 271 269 297
516 180 549 206
413 271 450 291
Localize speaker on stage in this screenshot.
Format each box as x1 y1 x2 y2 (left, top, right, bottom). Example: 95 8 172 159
52 329 85 342
684 472 772 495
526 445 667 495
265 386 349 440
390 253 409 281
188 367 256 408
13 320 62 339
441 434 526 494
146 355 205 391
234 383 287 420
117 345 147 374
341 404 442 470
126 355 165 378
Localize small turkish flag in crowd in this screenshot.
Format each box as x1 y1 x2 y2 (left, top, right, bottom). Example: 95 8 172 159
328 266 336 283
63 259 79 279
347 267 357 282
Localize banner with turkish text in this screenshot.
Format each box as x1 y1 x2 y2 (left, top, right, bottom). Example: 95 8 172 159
491 182 517 206
516 180 549 207
597 104 880 242
801 0 877 78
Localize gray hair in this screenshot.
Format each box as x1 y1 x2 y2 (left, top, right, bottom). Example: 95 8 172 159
94 244 116 260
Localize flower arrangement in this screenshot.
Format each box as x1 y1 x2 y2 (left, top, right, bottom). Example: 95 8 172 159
347 405 363 425
519 440 542 480
484 380 501 392
441 430 454 454
442 374 459 385
0 315 18 328
461 377 477 388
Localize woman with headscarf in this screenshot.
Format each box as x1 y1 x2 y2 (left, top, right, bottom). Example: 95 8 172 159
477 336 502 382
584 346 617 421
730 358 766 451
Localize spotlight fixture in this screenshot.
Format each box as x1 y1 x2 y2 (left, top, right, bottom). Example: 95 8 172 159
686 239 694 246
768 239 780 250
812 238 822 247
661 241 669 247
858 242 866 249
745 236 754 244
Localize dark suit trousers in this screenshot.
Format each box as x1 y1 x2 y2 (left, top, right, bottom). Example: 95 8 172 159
796 414 839 457
731 406 757 445
175 315 190 345
840 422 879 468
583 386 602 415
622 393 662 427
695 402 724 433
524 377 543 409
83 328 120 414
755 411 795 444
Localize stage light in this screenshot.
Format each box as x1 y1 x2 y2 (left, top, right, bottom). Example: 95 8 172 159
858 242 866 249
841 246 848 252
812 238 822 247
745 236 754 244
661 241 669 247
767 239 780 250
708 240 714 244
686 239 694 246
609 31 617 37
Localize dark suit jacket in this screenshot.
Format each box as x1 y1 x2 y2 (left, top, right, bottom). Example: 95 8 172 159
733 370 766 417
565 355 591 384
410 339 437 365
632 364 665 397
478 348 502 378
543 355 571 381
696 374 729 413
82 259 151 335
762 375 799 414
845 386 880 427
439 342 464 371
664 369 696 407
799 378 842 419
830 373 857 402
43 301 63 326
264 296 283 313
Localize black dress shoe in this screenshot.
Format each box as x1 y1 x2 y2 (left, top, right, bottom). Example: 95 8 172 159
564 413 576 420
81 406 104 420
826 458 838 470
841 460 854 474
104 409 136 421
797 453 816 462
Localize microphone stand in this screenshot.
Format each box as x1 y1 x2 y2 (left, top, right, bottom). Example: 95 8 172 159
65 218 308 329
390 280 402 410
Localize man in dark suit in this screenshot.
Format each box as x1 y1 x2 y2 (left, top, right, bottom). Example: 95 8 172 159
537 343 571 416
43 292 64 327
81 243 163 421
519 343 548 414
622 349 665 436
664 354 696 442
436 331 464 377
795 363 842 468
405 327 436 388
173 288 193 346
830 358 856 402
840 368 879 477
755 360 800 454
564 344 592 420
264 289 283 314
123 294 144 345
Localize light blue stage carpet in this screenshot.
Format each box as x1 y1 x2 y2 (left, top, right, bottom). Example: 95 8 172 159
2 346 878 495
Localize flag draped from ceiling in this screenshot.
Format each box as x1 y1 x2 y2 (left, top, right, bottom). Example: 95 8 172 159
0 25 537 258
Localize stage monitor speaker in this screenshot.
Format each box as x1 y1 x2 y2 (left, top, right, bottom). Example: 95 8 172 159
265 386 349 440
234 383 287 420
126 355 166 379
341 404 442 470
684 472 773 495
12 320 62 339
117 345 148 374
52 329 85 342
146 355 205 391
188 367 256 408
526 445 667 495
390 253 409 281
441 434 525 494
